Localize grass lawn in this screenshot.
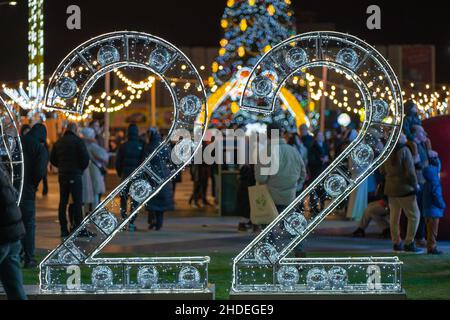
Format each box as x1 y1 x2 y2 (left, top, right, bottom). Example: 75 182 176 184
23 252 450 300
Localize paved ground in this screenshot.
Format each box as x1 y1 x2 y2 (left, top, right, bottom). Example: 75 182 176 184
35 173 450 257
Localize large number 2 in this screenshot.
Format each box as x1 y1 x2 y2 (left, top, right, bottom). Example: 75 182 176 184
232 32 404 294
39 32 210 293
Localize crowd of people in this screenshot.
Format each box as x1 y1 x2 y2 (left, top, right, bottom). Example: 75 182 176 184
352 101 446 254
236 121 363 229
2 121 175 269
49 122 175 235
235 101 445 256
0 100 447 300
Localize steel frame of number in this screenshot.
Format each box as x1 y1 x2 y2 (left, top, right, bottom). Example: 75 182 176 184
232 31 404 294
0 97 24 204
39 32 210 293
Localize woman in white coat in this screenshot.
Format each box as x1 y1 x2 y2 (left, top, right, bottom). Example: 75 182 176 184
81 127 109 213
346 129 368 221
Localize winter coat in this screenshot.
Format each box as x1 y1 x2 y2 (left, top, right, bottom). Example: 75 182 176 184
50 131 90 177
422 165 446 218
308 140 329 179
255 139 304 206
20 124 48 201
301 134 314 150
0 164 25 244
403 110 421 142
82 163 94 204
346 157 368 220
381 144 418 197
414 141 429 185
85 140 109 195
144 131 174 212
115 125 144 180
294 135 308 167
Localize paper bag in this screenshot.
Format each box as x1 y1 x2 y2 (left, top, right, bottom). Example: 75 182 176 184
248 184 278 225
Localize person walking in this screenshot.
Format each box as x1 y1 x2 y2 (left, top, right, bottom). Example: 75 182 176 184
19 123 48 268
308 131 329 211
237 163 256 231
422 160 446 254
20 124 31 137
89 120 105 148
411 125 431 246
115 124 144 231
381 133 421 252
189 163 209 208
255 122 306 257
143 128 174 230
346 129 368 221
290 132 308 169
308 131 329 180
0 164 27 300
41 140 50 196
299 124 314 150
81 127 109 213
403 101 422 142
50 122 90 238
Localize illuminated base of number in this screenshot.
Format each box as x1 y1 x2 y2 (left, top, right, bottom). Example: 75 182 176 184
39 257 211 294
1 284 215 300
232 257 404 296
229 288 406 300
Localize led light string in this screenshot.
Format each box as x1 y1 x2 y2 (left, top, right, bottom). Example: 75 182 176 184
65 75 156 122
296 72 449 119
2 70 448 122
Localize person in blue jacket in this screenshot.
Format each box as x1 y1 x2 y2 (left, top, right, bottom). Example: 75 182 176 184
422 158 446 254
143 128 174 231
115 124 144 231
402 100 422 142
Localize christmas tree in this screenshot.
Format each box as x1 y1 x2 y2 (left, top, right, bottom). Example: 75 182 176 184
208 0 298 129
210 0 296 87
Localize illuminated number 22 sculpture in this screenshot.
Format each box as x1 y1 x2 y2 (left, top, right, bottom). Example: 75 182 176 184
39 32 210 293
233 32 404 295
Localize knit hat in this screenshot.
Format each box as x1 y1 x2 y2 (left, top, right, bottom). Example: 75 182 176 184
404 100 417 115
81 127 96 140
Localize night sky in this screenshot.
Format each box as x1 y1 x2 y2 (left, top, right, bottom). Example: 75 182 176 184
0 0 448 83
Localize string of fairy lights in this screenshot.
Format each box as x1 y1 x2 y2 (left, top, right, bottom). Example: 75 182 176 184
2 69 156 122
46 67 201 122
2 62 449 122
65 70 157 122
292 71 449 120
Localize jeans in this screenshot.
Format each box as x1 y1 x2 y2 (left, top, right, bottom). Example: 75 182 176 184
276 205 305 255
42 172 48 195
191 180 202 204
58 175 83 234
415 186 426 240
0 241 27 300
19 200 36 263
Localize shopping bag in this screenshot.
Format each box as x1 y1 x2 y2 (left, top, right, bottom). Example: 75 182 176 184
248 184 279 225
